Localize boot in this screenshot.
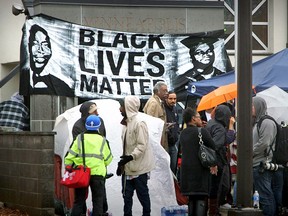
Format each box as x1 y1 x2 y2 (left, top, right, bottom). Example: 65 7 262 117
208 198 220 216
194 200 207 216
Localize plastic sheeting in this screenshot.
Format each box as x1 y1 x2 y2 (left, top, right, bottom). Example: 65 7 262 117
257 85 288 124
54 99 177 215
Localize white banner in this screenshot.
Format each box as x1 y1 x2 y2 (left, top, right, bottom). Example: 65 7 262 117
20 14 232 99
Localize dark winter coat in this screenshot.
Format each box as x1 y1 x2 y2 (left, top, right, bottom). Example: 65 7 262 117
71 101 106 140
72 116 106 140
164 103 179 147
205 105 234 168
180 125 215 196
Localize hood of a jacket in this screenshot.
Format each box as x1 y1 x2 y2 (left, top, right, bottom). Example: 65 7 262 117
214 104 231 127
125 95 140 119
253 96 267 123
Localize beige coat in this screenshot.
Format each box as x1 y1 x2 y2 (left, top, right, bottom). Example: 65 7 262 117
143 94 168 151
122 96 155 176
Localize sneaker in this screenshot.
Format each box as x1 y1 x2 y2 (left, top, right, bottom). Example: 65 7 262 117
221 203 232 209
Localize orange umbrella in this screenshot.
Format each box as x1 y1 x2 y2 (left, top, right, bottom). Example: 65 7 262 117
197 83 254 112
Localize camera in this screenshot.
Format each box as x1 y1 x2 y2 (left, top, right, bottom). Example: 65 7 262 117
259 161 279 173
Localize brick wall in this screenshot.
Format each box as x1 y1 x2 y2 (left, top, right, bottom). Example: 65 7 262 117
0 131 55 216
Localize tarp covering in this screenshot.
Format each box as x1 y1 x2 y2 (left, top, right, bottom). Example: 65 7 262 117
187 48 288 97
53 99 178 215
19 14 231 100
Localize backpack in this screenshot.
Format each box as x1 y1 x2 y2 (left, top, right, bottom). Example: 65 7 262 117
257 115 288 165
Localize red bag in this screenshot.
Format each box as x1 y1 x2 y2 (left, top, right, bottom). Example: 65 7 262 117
174 178 188 205
60 165 91 188
172 173 188 205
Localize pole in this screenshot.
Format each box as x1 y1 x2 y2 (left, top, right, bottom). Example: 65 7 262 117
236 0 253 208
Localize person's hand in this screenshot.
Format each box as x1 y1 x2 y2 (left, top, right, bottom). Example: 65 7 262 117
105 173 114 179
116 165 124 176
118 155 133 166
201 120 207 128
166 122 176 129
229 117 236 129
210 166 218 175
65 165 73 173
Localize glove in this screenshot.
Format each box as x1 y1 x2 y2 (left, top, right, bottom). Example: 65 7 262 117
65 165 73 173
105 173 114 179
118 155 133 166
116 165 124 176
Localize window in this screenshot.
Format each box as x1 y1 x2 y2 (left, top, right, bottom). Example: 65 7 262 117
224 0 269 54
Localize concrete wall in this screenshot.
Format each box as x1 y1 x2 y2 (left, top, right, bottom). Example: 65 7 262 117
0 132 55 216
30 95 76 132
271 0 287 53
35 4 224 33
0 0 26 101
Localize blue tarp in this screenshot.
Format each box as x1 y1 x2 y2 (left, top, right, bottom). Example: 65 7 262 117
187 48 288 97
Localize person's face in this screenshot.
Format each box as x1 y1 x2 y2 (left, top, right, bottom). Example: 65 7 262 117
193 43 215 65
192 112 203 127
119 104 126 118
166 93 177 107
91 109 99 116
31 30 52 71
157 85 168 101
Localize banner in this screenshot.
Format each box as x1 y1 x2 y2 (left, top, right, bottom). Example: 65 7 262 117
19 14 232 100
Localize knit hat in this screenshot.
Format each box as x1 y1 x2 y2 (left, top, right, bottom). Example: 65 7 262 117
79 101 97 118
85 115 101 131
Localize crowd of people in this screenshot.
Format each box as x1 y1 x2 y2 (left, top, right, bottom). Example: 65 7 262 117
62 81 182 216
177 95 287 216
2 82 287 216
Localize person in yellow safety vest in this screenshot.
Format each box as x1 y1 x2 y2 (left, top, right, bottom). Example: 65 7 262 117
65 114 113 216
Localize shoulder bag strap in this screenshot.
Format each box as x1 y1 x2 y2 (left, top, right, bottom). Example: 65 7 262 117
198 127 203 146
258 115 277 157
81 133 86 170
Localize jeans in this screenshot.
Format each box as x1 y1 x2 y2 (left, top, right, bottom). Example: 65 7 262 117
122 173 151 216
272 168 284 214
233 181 237 205
169 143 178 174
253 166 276 216
71 175 105 216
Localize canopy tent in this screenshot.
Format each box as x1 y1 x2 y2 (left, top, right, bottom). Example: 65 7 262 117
187 48 288 97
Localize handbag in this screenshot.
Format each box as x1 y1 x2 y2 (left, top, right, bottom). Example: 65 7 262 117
198 128 217 168
173 174 188 205
60 133 91 188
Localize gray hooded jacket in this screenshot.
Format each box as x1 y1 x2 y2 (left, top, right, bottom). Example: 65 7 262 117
252 96 277 167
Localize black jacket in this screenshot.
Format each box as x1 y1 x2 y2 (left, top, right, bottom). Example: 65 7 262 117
180 125 215 196
164 104 179 146
205 105 234 167
72 101 106 140
72 116 106 141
